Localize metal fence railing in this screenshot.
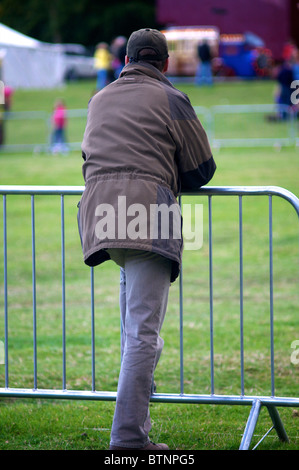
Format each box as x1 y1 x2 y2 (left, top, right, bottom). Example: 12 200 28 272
1 109 87 153
0 185 298 450
208 104 298 148
1 105 298 152
193 104 298 148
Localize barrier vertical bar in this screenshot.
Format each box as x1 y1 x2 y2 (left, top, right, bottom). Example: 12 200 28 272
61 195 66 390
179 263 184 395
239 196 245 396
3 195 9 388
179 196 184 395
31 195 37 390
208 196 214 394
269 195 275 396
91 267 95 392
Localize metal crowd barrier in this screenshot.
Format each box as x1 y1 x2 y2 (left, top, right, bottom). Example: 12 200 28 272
194 103 298 148
0 185 299 450
1 109 87 153
1 104 298 152
206 104 298 148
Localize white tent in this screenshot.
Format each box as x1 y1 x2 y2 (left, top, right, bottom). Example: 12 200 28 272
0 23 65 89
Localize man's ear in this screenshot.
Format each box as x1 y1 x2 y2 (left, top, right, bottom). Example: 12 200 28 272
125 55 130 65
162 58 169 74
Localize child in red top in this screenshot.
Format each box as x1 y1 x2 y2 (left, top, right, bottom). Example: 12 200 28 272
51 99 68 153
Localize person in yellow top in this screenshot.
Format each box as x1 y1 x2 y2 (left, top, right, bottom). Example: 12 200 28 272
94 42 112 90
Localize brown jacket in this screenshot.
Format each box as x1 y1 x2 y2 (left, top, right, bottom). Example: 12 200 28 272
78 61 216 282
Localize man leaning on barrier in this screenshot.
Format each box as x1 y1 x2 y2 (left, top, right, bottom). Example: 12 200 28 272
78 28 216 450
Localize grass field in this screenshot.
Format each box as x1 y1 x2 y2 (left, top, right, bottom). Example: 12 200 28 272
0 78 298 451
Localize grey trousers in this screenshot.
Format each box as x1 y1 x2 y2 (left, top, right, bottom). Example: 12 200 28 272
107 249 172 448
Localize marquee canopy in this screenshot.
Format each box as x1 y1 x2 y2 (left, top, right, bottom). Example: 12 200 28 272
0 23 64 89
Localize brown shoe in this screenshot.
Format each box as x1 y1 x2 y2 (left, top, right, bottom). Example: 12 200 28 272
109 441 169 450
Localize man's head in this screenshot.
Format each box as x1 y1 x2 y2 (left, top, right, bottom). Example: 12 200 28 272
126 28 169 73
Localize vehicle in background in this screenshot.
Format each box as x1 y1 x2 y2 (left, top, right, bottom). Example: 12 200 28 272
57 43 96 81
218 32 273 78
161 26 219 77
161 26 273 78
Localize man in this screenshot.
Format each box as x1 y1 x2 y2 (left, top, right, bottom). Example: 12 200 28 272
78 28 216 450
196 40 213 86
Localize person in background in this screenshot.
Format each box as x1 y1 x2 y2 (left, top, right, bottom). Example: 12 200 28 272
4 86 13 112
0 86 14 147
292 48 299 81
50 99 68 154
110 36 127 79
94 42 112 90
276 60 295 119
196 39 213 85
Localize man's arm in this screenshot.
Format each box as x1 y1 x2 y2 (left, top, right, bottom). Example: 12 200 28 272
170 108 216 191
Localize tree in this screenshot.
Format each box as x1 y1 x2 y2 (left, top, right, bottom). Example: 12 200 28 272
0 0 159 47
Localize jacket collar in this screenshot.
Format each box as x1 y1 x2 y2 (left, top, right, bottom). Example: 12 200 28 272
119 61 174 88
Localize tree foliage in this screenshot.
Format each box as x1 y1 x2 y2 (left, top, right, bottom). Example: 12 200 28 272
0 0 159 48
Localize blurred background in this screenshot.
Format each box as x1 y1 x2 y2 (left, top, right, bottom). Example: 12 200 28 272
0 0 298 88
0 0 298 151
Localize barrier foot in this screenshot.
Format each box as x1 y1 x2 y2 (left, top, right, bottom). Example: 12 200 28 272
239 401 290 450
266 405 289 443
239 399 262 450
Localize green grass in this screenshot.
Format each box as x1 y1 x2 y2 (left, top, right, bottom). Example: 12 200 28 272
0 79 299 450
